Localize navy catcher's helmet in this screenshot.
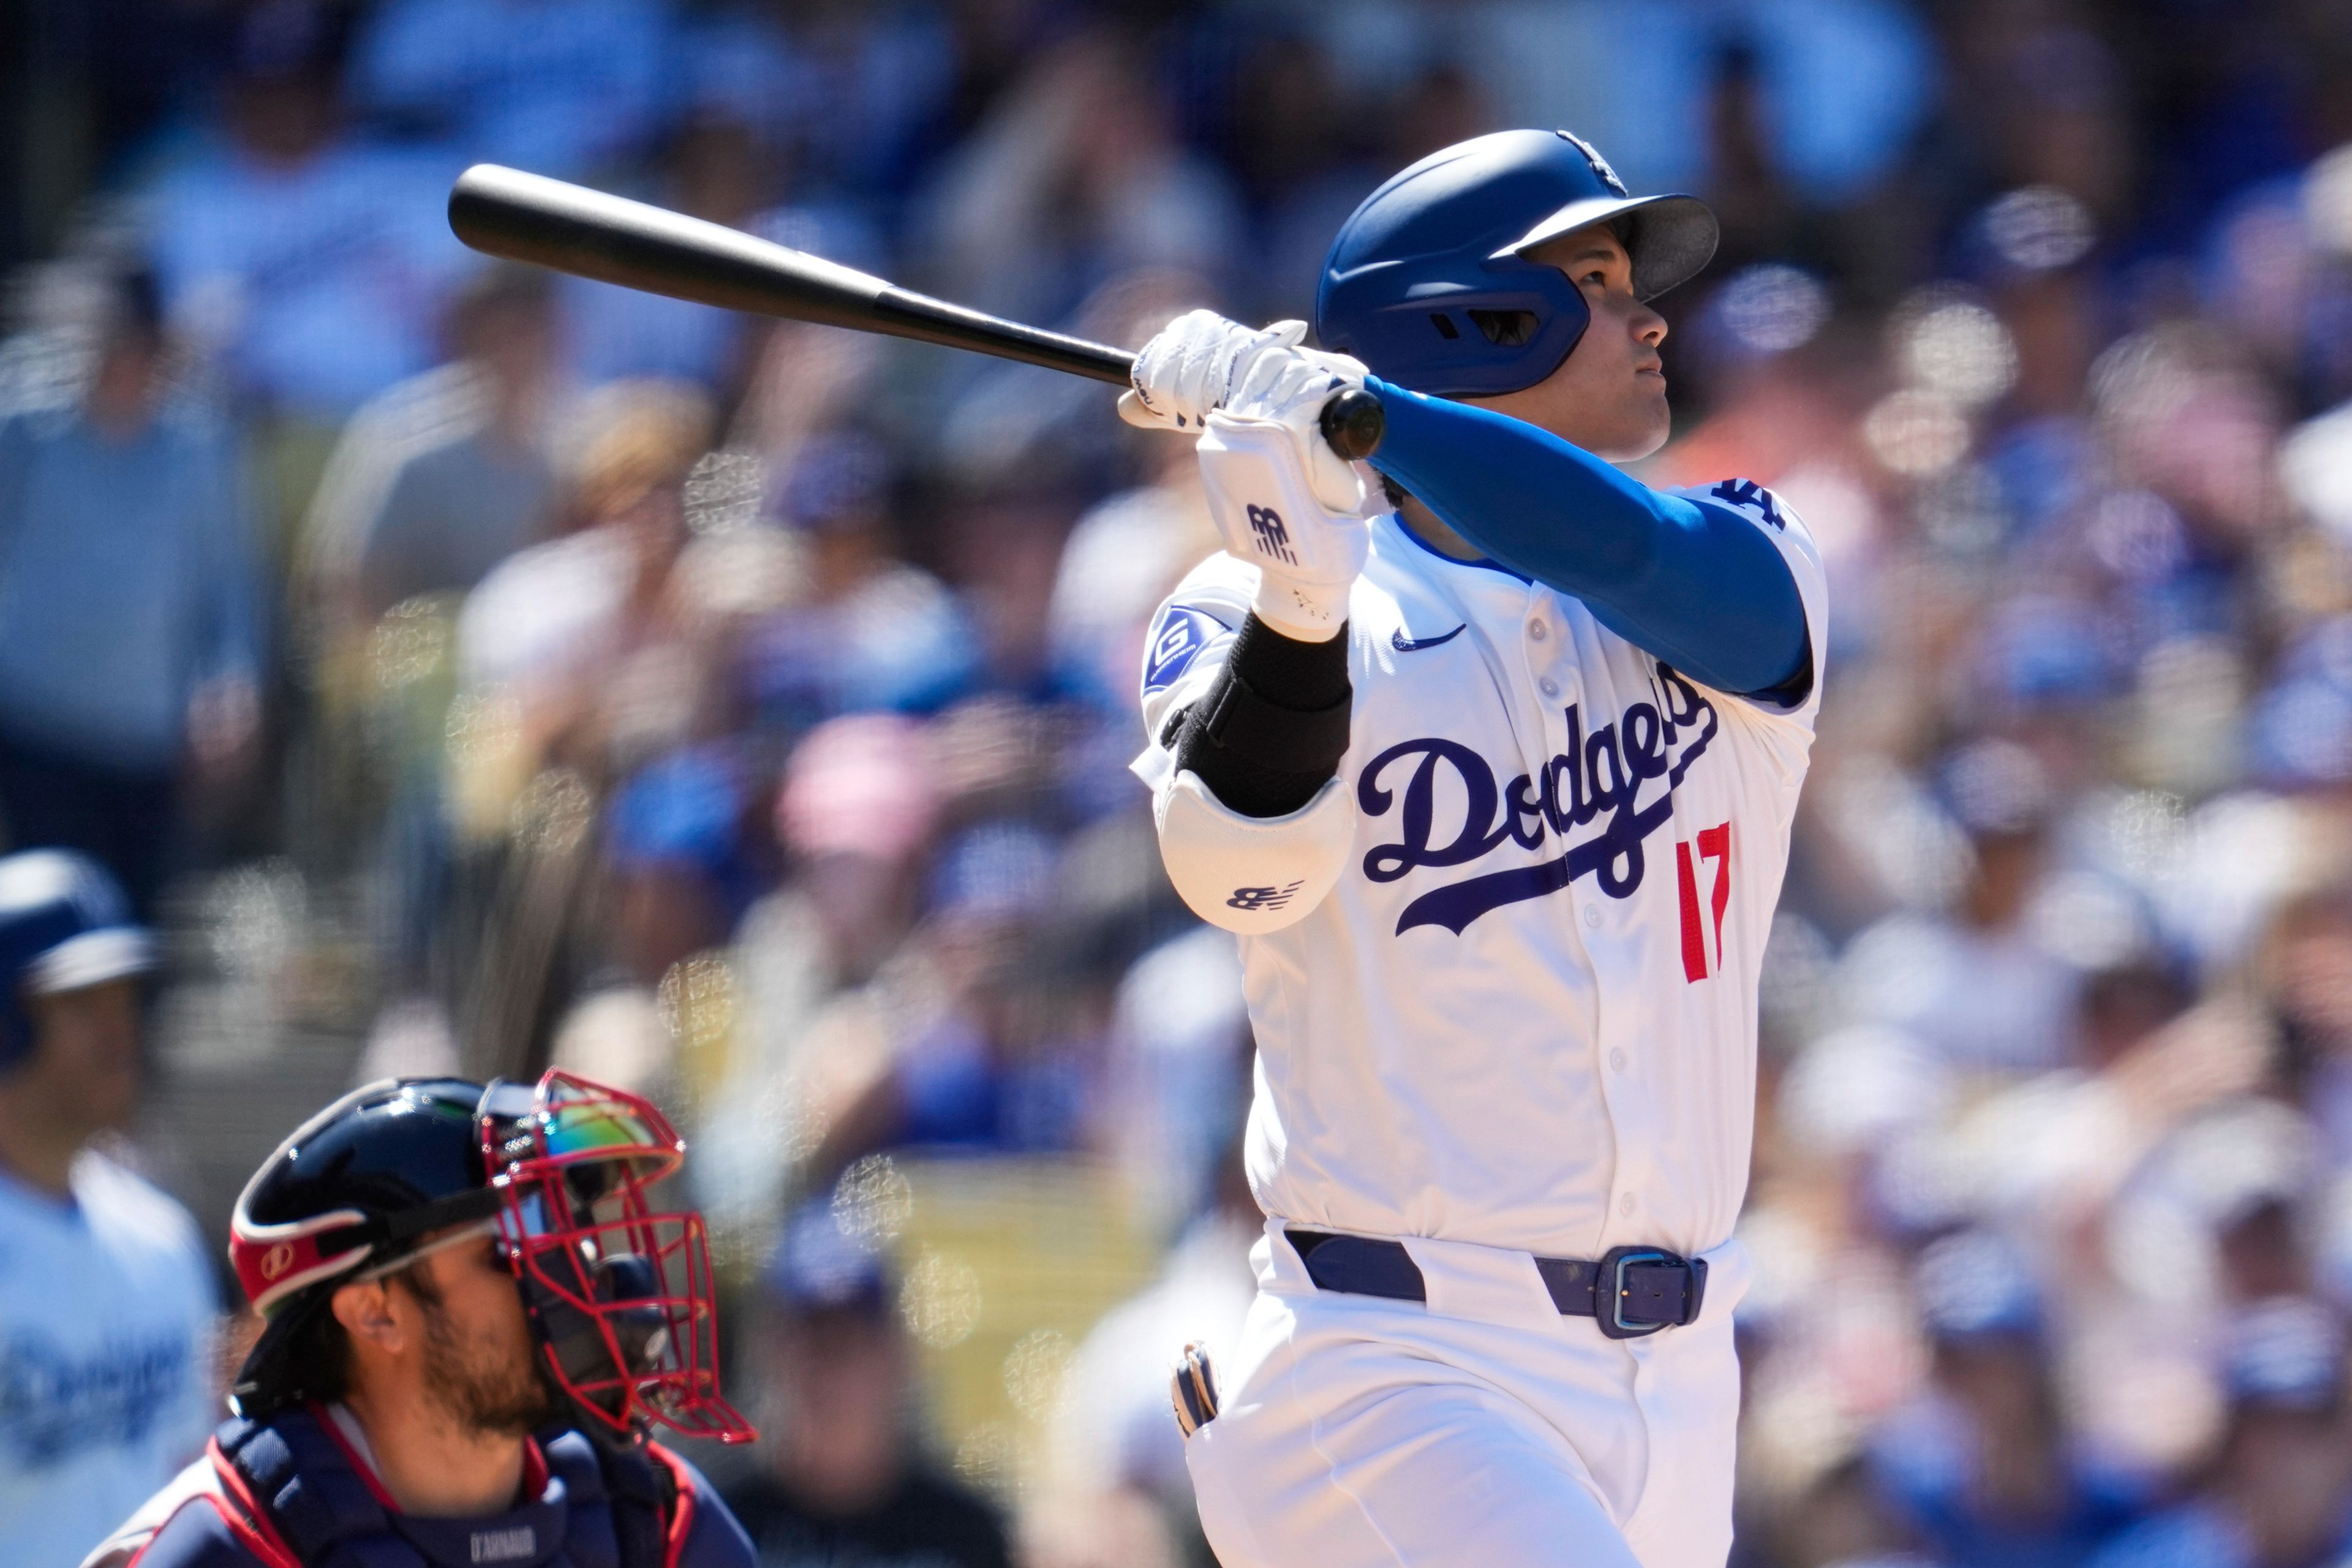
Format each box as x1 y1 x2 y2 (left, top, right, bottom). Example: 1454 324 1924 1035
1316 130 1719 398
0 849 154 1071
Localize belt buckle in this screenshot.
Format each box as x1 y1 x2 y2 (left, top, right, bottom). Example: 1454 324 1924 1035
1596 1245 1700 1340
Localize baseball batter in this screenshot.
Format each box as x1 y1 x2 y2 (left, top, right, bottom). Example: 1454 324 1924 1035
1119 130 1826 1568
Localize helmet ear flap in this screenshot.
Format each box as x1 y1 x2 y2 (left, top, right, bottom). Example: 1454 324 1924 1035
1340 281 1590 399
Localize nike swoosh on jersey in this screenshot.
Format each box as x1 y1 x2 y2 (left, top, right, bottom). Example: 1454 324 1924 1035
1390 624 1467 653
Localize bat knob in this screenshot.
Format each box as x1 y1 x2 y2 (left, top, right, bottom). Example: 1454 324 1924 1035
1319 386 1385 462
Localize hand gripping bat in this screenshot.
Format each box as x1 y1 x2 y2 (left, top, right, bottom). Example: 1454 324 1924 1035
446 164 1385 461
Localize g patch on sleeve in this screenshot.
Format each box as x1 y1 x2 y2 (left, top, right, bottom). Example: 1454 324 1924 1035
1143 603 1233 695
1705 477 1786 530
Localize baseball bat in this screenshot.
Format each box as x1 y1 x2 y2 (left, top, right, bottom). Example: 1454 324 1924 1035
447 164 1385 460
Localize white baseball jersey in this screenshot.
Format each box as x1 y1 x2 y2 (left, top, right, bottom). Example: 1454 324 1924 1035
0 1152 217 1568
1133 486 1826 1264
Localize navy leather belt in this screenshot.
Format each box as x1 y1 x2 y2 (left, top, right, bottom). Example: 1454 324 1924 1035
1285 1228 1708 1340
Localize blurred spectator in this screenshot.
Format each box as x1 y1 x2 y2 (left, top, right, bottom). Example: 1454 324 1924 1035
349 0 670 178
1098 923 1252 1237
676 0 956 199
798 821 1089 1189
0 263 261 912
1047 433 1218 719
146 2 464 428
723 1202 1011 1568
915 31 1245 330
2091 1299 2352 1568
1836 741 2081 1074
773 715 942 984
603 743 764 987
456 378 714 763
1866 1232 2143 1567
0 851 214 1568
1039 1142 1258 1568
742 430 976 726
692 712 941 1240
559 115 771 394
310 263 562 629
293 265 564 1030
1432 0 1932 203
437 382 720 1075
2261 887 2352 1172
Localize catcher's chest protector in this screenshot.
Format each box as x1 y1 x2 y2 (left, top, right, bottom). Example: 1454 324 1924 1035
214 1409 674 1568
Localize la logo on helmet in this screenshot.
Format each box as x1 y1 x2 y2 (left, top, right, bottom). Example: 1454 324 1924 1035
1557 131 1629 197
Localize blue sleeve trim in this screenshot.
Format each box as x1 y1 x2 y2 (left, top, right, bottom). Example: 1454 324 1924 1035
1365 376 1809 697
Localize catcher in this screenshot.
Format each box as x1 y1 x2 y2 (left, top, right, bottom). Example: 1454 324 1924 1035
85 1072 759 1568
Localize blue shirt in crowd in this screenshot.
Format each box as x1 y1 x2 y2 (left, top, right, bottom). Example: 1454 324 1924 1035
0 403 262 771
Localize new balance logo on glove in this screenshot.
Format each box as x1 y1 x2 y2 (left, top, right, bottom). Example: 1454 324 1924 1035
1227 881 1305 911
1246 503 1298 564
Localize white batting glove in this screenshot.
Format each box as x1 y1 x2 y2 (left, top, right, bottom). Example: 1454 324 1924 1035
1199 401 1374 642
1226 344 1373 517
1119 311 1306 432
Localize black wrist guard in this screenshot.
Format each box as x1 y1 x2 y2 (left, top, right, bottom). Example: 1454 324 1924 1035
1171 614 1354 819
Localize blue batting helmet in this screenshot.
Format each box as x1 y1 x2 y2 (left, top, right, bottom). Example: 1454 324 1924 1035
0 849 154 1071
1316 130 1719 398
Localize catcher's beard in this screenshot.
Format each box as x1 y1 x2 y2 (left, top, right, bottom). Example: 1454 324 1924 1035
402 1269 569 1438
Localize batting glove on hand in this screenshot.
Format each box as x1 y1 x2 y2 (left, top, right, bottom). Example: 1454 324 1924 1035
1120 311 1306 432
1226 342 1373 516
1200 396 1374 641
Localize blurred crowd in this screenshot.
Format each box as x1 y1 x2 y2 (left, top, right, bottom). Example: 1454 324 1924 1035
15 0 2352 1565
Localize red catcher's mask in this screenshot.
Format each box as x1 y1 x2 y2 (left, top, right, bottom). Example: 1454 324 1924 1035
481 1071 753 1445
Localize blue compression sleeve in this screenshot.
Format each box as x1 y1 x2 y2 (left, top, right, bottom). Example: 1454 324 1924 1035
1365 376 1810 699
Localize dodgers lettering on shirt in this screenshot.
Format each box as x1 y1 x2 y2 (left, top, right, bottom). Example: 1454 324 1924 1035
1 1332 192 1464
1135 483 1827 1261
1357 666 1719 934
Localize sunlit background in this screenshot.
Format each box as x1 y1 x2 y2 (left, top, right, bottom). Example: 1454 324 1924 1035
11 2 2352 1566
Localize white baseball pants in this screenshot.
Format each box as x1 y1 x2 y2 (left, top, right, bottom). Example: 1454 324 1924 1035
1184 1221 1748 1568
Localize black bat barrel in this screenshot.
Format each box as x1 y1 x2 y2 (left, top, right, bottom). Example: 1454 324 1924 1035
447 164 1382 458
448 164 1134 382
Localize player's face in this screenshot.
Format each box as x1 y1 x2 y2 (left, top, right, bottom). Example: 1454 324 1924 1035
1463 225 1672 461
340 1232 567 1438
410 1234 568 1436
16 978 141 1137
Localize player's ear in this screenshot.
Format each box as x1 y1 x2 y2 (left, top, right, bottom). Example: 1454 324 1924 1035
331 1277 407 1356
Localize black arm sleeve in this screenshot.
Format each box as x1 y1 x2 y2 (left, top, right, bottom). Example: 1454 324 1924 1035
1169 614 1353 818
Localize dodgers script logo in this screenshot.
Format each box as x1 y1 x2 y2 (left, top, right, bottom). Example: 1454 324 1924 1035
1357 665 1717 935
1 1330 189 1465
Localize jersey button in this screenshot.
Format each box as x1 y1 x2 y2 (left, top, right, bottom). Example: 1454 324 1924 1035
1618 1193 1637 1216
1610 1048 1628 1071
1528 620 1548 642
1583 903 1601 929
1539 676 1560 698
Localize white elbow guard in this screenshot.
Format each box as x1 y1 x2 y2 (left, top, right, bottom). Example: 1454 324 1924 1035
1155 769 1355 934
